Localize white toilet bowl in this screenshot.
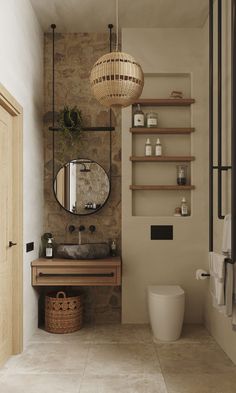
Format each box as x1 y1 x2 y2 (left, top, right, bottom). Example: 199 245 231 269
148 285 185 342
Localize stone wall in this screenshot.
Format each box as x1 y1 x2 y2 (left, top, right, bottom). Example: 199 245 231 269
43 32 121 324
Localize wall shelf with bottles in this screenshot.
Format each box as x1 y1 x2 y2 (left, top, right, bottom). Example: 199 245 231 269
130 127 194 135
134 98 195 106
130 156 195 162
130 185 195 191
130 88 195 216
130 98 196 191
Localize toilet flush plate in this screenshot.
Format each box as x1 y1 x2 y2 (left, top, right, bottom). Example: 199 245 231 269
150 225 173 240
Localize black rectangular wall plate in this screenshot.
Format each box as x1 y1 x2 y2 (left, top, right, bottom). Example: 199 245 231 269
26 242 34 252
151 225 173 240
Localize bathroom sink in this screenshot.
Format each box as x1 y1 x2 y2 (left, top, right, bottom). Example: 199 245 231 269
56 243 110 260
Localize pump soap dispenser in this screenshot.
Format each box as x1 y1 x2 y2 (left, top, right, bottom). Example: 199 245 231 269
45 237 54 259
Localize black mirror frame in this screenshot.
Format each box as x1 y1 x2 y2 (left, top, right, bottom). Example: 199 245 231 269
53 158 111 216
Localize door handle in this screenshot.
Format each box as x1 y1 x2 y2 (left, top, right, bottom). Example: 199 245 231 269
9 241 17 247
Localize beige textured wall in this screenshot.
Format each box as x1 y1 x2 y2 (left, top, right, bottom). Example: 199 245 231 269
0 0 44 346
122 28 209 323
204 0 236 365
44 33 121 323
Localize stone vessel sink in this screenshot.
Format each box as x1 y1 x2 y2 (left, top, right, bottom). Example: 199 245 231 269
56 243 110 260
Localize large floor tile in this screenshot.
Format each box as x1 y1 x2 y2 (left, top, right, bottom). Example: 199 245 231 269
79 374 168 393
174 324 214 344
153 324 215 345
84 344 161 377
0 373 81 393
90 324 152 344
156 342 235 374
29 326 94 344
163 372 236 393
89 324 121 344
180 324 215 344
0 324 235 393
1 342 89 375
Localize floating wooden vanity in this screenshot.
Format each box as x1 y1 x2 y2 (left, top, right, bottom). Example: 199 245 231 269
31 257 121 287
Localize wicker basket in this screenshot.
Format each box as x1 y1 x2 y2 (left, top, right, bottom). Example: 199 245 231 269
45 291 83 334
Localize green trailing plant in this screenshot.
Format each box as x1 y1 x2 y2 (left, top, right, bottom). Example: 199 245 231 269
58 105 83 137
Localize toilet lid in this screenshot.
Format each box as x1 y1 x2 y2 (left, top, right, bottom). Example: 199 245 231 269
148 285 184 298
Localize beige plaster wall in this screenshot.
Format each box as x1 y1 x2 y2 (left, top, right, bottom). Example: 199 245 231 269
204 0 236 365
43 32 121 323
122 28 209 323
0 0 44 346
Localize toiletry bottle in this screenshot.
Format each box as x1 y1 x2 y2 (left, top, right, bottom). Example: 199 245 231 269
174 207 181 217
133 104 145 127
45 237 54 259
145 138 152 156
155 138 162 156
111 239 117 257
147 112 158 128
177 165 187 185
181 197 189 216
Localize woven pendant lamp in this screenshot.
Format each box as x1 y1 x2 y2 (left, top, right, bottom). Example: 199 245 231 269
90 0 144 108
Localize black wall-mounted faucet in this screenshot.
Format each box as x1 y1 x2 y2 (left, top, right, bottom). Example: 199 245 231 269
89 225 96 233
68 225 76 233
68 225 86 233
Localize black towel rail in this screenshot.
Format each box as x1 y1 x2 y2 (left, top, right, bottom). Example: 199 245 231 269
209 0 214 251
231 0 236 264
209 0 235 265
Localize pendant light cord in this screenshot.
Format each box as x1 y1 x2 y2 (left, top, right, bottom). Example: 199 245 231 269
116 0 119 51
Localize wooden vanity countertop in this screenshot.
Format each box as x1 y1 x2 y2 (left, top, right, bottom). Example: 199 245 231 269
31 256 121 267
31 257 121 287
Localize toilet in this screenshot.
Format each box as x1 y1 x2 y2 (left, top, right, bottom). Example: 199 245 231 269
148 285 185 342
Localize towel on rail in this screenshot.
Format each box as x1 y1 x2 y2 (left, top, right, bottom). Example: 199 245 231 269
209 252 225 306
222 213 231 255
209 252 234 316
233 267 236 328
223 262 233 317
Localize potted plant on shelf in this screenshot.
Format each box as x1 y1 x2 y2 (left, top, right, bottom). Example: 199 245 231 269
58 105 83 137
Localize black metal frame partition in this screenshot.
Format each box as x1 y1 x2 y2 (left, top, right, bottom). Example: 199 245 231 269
209 0 235 265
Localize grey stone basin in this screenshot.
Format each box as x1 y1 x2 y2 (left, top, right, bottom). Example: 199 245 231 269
56 243 110 260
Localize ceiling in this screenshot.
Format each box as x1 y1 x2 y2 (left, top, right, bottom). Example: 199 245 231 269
30 0 209 33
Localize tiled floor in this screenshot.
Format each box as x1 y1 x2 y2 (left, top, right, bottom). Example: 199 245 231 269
0 324 236 392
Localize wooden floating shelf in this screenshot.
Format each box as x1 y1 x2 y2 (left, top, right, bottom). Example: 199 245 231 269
130 127 195 135
133 98 195 106
130 156 195 162
130 185 195 191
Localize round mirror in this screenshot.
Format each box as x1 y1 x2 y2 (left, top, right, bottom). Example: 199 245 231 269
54 159 110 215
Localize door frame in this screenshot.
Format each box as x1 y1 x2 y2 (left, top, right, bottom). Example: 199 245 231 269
0 83 23 355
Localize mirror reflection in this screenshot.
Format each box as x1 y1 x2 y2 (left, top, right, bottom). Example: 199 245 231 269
54 159 110 215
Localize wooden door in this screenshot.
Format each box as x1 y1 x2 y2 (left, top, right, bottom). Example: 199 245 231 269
0 105 13 365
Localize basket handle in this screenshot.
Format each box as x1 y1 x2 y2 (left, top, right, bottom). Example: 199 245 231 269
56 291 66 298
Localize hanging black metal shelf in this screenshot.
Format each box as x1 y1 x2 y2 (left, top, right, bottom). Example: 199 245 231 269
49 126 115 132
49 23 115 133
